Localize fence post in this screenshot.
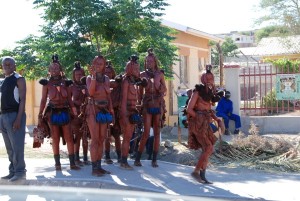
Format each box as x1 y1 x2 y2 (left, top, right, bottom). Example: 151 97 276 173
224 63 241 116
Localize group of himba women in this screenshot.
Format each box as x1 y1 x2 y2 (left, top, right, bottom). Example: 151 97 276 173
34 48 224 184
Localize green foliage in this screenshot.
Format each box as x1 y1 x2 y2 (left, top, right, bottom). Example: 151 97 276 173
262 88 290 109
221 37 239 57
256 0 300 35
263 58 300 73
210 37 238 65
262 88 276 108
255 25 290 42
210 49 219 66
1 0 178 79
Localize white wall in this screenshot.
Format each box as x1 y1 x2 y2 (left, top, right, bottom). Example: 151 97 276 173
224 67 241 116
172 60 180 114
188 49 201 87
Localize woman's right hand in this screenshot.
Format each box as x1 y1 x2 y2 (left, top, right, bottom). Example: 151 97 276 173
88 64 96 77
217 119 225 134
38 114 43 126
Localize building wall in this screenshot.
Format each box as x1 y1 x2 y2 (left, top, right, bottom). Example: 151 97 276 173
165 31 211 126
33 80 43 125
25 80 42 126
218 32 256 48
25 80 34 125
172 32 209 48
231 33 255 44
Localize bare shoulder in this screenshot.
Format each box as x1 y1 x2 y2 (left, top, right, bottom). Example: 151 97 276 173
16 76 26 86
192 90 199 97
156 70 164 76
122 77 130 85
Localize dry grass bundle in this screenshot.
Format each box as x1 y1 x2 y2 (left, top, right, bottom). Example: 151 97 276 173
212 122 300 172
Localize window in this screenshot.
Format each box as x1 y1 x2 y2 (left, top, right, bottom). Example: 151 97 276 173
179 56 188 84
198 58 203 72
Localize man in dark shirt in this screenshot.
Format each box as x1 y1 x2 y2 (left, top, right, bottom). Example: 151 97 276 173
0 56 27 182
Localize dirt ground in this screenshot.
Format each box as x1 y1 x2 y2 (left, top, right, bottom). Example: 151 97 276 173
0 126 196 164
1 126 299 173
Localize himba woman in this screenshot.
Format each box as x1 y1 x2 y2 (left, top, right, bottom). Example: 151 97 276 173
186 65 224 184
134 48 167 168
103 60 122 164
70 61 89 165
119 55 143 170
38 54 81 171
86 55 113 176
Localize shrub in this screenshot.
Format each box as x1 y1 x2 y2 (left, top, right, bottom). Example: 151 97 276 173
262 88 291 111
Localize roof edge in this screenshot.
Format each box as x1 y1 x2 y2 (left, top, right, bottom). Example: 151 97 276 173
161 19 224 43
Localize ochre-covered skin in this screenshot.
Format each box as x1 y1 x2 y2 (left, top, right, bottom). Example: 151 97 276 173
119 57 141 169
39 58 80 171
186 66 224 184
70 62 89 165
134 49 167 168
104 62 121 164
187 85 217 169
86 55 113 176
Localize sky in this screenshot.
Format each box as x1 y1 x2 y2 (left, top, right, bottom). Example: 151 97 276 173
0 0 44 50
0 0 263 51
163 0 263 33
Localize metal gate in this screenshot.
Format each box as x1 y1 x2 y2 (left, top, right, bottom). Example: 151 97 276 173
239 64 300 116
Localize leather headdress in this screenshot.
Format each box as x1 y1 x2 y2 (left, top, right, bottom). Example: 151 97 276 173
72 61 85 81
105 60 116 79
144 48 159 71
125 55 139 76
201 64 214 84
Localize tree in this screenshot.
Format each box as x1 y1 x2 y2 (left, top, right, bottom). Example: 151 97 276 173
211 37 238 65
210 37 238 86
216 42 224 87
1 0 178 79
255 25 290 42
256 0 300 35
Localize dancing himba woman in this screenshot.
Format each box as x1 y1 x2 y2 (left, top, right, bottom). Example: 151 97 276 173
134 48 167 168
186 65 224 184
86 55 113 176
103 60 122 164
119 55 144 170
70 61 90 165
38 55 80 171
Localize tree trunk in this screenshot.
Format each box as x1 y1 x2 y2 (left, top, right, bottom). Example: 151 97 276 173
216 42 224 87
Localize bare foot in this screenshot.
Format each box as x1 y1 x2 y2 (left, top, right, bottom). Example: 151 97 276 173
191 172 204 183
70 165 81 170
105 159 114 164
83 161 91 165
92 169 104 177
120 163 134 170
75 160 85 166
98 167 111 174
55 165 62 171
151 161 158 168
134 160 142 167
